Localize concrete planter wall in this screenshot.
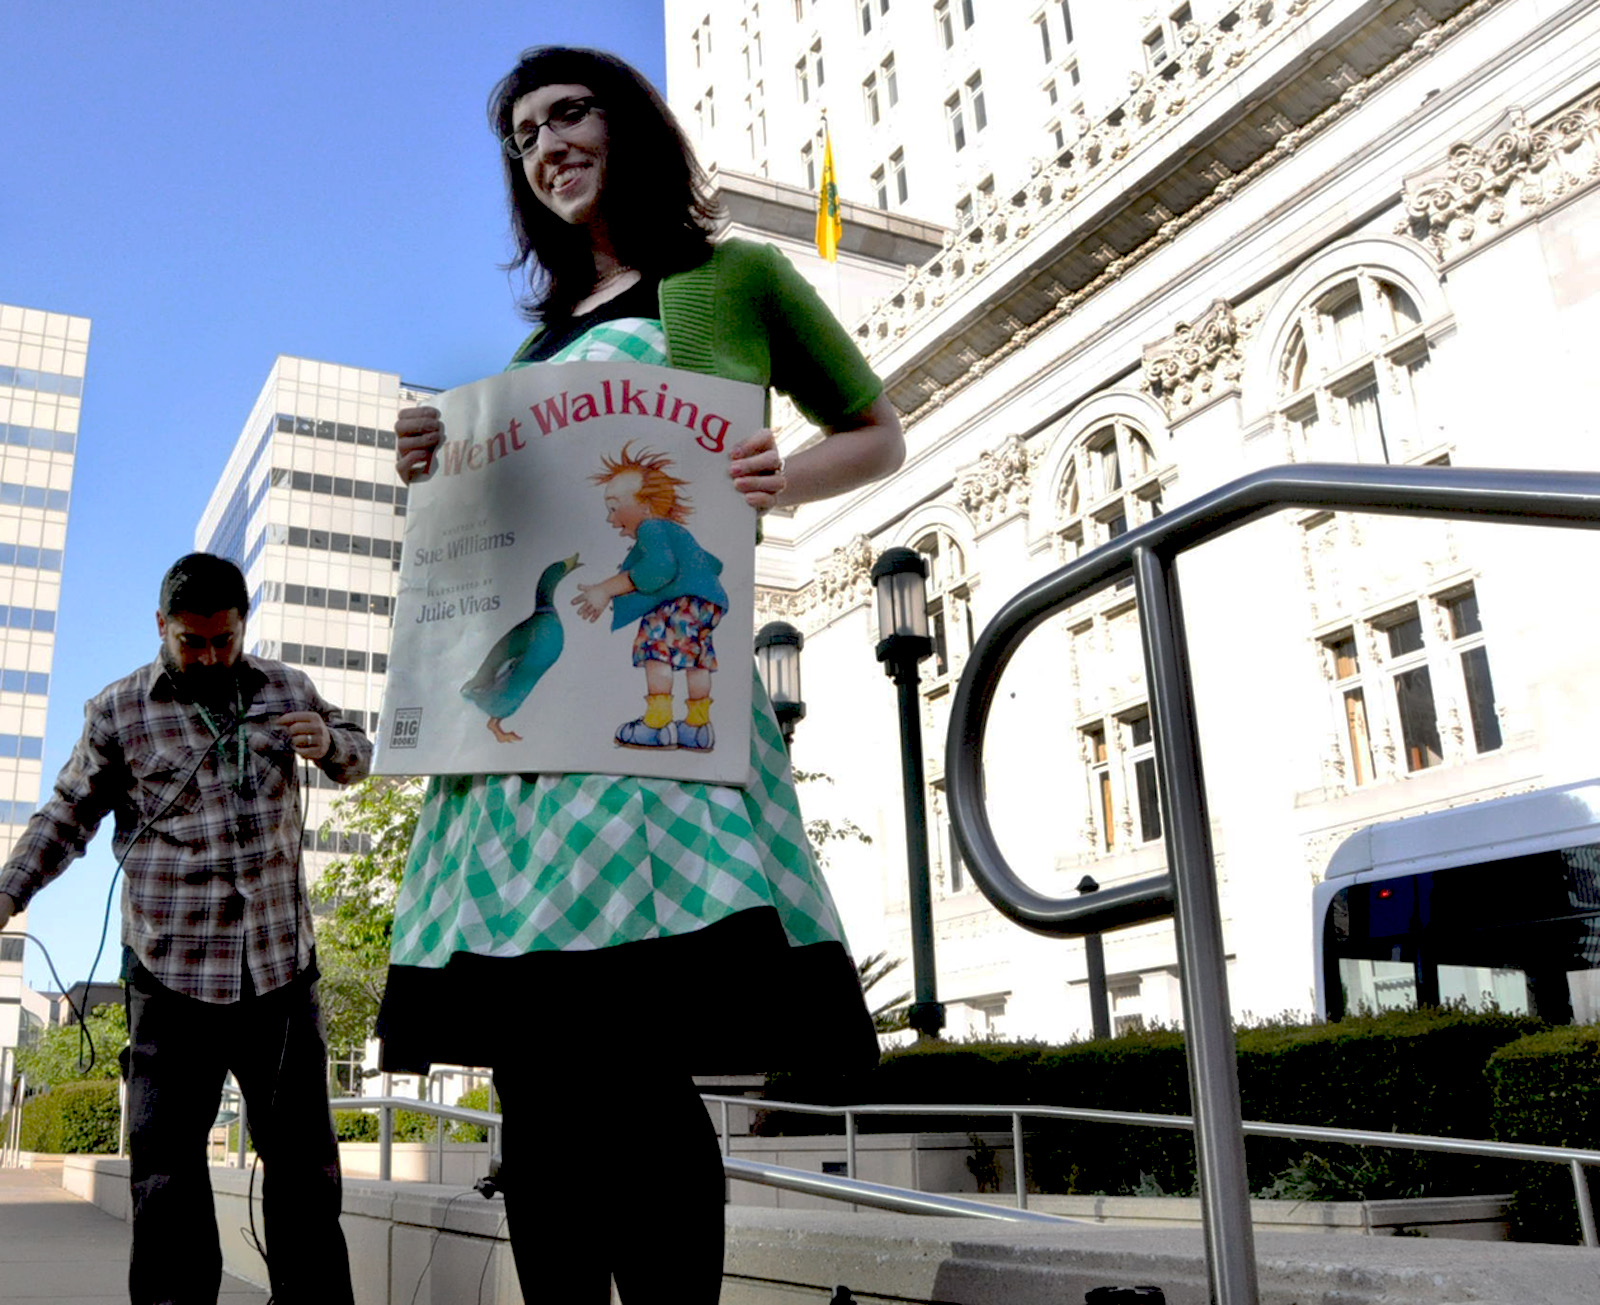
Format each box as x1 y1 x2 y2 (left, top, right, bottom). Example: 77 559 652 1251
727 1132 1017 1210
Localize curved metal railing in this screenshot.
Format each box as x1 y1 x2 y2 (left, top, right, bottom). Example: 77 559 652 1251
944 462 1600 1305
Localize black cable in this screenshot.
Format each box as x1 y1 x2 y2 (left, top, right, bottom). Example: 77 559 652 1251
476 1213 508 1305
408 1188 480 1305
238 742 316 1304
54 729 231 1077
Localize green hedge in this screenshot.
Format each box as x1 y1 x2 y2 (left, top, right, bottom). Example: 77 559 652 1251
763 1009 1542 1205
2 1080 121 1154
1487 1024 1600 1243
329 1106 451 1143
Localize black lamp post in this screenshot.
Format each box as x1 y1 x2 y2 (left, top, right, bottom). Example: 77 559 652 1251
755 621 805 748
1077 875 1112 1041
870 546 945 1040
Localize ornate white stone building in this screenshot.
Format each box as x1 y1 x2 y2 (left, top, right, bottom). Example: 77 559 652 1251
666 0 1600 1040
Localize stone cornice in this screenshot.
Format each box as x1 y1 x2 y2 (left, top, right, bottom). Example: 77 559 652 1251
1397 86 1600 262
824 0 1495 433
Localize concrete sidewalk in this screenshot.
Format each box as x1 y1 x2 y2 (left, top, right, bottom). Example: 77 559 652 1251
0 1166 268 1305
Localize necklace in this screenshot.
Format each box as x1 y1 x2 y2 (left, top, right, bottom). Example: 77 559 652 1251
591 264 634 292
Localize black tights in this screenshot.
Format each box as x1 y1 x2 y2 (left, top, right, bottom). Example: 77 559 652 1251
493 1062 725 1304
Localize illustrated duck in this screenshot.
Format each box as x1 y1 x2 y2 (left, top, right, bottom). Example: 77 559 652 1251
460 554 582 743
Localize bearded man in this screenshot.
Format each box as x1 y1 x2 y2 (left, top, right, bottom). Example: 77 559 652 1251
0 552 368 1305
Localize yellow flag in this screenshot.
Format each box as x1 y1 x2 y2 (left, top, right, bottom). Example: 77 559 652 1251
816 127 842 262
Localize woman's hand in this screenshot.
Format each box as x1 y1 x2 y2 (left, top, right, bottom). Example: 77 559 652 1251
739 396 904 512
396 406 444 483
729 430 787 511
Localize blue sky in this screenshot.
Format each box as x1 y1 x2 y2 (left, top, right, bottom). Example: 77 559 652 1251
2 1 668 992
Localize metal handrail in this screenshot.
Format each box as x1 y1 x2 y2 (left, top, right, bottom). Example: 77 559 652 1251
704 1094 1600 1245
944 463 1600 1305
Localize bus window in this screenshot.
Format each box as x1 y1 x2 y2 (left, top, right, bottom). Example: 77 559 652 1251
1322 845 1600 1022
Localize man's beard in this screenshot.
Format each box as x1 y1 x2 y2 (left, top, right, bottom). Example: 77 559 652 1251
162 650 240 708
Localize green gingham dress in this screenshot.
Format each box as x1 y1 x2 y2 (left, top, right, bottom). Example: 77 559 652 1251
377 313 877 1074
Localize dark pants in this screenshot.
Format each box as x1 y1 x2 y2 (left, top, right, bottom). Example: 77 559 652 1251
124 961 354 1305
494 1059 725 1304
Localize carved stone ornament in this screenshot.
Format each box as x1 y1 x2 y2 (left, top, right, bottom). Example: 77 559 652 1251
1141 300 1245 417
1398 89 1600 263
814 534 876 612
753 585 808 627
955 434 1032 524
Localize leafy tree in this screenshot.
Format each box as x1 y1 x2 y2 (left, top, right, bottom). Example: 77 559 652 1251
793 768 872 868
311 776 425 1053
16 1002 125 1090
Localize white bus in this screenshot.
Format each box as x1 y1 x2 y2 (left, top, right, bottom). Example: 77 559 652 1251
1314 780 1600 1023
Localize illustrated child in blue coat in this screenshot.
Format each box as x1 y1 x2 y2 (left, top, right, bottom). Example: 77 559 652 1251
574 442 728 751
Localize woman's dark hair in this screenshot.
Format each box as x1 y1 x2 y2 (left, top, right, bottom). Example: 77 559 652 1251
159 553 249 619
488 47 722 321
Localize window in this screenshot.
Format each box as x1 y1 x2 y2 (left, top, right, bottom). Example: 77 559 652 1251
801 140 815 189
859 0 873 33
932 781 966 893
863 72 881 125
1319 585 1501 787
945 93 966 151
1146 4 1190 71
1081 707 1163 851
1036 16 1052 62
1324 630 1375 787
961 0 976 28
1055 419 1165 564
1278 274 1437 464
882 54 899 106
1381 607 1443 772
934 0 954 48
795 56 810 103
1443 587 1502 753
914 528 973 681
1085 724 1114 851
1110 978 1144 1035
890 147 908 202
1125 711 1162 844
945 74 987 152
811 39 825 88
872 165 889 208
1058 0 1074 44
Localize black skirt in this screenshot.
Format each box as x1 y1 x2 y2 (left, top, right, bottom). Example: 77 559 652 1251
376 906 881 1075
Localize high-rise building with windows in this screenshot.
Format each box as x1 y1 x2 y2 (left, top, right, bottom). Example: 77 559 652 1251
0 302 87 1092
194 356 434 879
661 0 1600 1041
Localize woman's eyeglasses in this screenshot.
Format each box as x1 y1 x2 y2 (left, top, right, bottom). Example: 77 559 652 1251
502 98 601 160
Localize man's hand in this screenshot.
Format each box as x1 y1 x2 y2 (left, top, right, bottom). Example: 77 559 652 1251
276 712 331 762
0 892 15 932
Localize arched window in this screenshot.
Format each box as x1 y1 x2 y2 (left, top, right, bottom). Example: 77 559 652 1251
1054 419 1165 565
912 526 972 682
1276 274 1435 463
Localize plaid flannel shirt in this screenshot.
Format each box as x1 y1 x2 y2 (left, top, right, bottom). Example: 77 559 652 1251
0 654 372 1004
